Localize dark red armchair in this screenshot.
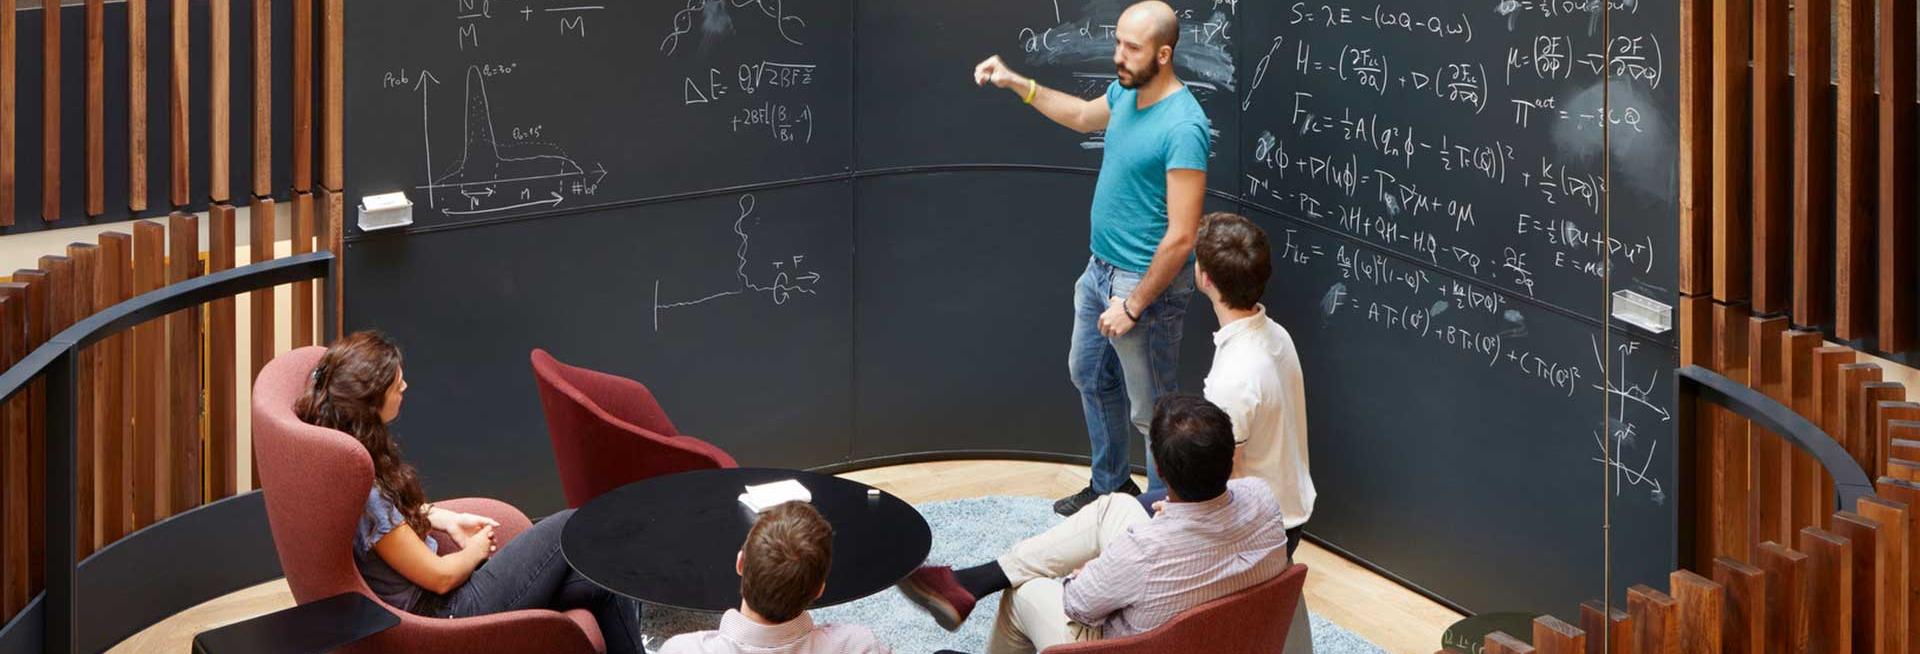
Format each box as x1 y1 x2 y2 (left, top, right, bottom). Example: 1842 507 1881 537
254 346 605 654
530 349 739 508
1046 564 1310 654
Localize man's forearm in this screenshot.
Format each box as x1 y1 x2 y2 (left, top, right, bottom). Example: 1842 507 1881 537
1006 74 1094 133
1125 237 1194 311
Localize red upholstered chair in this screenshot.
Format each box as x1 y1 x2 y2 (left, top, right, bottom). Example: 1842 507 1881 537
254 346 605 654
1044 564 1310 654
530 349 739 508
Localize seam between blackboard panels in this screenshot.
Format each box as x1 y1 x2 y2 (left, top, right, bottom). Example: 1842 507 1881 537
343 166 1675 350
847 0 860 467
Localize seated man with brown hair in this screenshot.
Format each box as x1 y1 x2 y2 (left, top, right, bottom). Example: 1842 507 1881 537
662 502 892 654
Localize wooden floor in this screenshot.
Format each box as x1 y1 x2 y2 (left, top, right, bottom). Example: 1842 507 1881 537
114 460 1461 654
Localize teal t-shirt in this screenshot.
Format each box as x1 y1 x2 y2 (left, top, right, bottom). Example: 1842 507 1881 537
1089 81 1211 273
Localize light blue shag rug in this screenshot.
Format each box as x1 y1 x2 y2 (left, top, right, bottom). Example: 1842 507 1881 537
641 496 1386 654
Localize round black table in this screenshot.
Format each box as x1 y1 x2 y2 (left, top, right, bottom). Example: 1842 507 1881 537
561 467 933 612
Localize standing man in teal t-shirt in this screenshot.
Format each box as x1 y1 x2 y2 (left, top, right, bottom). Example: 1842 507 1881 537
974 0 1210 516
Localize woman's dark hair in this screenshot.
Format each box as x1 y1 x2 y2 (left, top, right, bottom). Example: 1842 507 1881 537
294 331 429 538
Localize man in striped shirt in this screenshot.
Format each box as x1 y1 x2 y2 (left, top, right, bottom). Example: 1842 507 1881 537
896 395 1292 653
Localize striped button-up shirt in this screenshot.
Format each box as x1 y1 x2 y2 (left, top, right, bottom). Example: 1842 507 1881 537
660 610 892 654
1062 477 1292 637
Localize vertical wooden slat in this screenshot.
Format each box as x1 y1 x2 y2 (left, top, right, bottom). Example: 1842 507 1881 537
169 0 190 207
0 287 26 616
1801 526 1854 653
0 0 14 227
86 0 104 216
1834 0 1875 340
320 0 342 191
66 244 96 557
1750 0 1789 312
13 269 47 597
291 0 312 192
251 0 271 197
1715 302 1753 559
1710 0 1751 300
36 257 71 568
1857 497 1909 654
1534 616 1586 654
1784 330 1823 533
209 0 231 203
207 206 237 500
1487 632 1538 654
1581 600 1630 654
1863 393 1911 479
249 201 275 489
1839 363 1885 470
1878 405 1920 482
42 0 62 222
1873 479 1920 652
320 187 342 337
94 232 129 545
1686 294 1715 563
1757 541 1807 654
1671 570 1725 654
1752 316 1790 544
1815 347 1857 520
131 221 166 527
1878 0 1918 353
128 0 148 212
1833 511 1885 654
292 193 314 347
166 213 200 514
1679 0 1713 295
1713 557 1766 654
1630 584 1678 654
1793 0 1834 327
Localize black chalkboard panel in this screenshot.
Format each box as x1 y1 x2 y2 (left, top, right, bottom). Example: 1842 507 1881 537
855 0 1240 191
342 0 852 232
1237 0 1678 334
345 183 855 512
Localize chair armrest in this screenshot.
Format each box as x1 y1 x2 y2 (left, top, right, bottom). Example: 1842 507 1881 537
676 433 740 468
353 607 599 654
431 497 535 548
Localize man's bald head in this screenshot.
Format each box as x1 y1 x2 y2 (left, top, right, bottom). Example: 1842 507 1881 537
1120 1 1181 52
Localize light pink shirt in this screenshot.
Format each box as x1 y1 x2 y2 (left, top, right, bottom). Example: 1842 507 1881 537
1062 478 1292 637
660 610 892 654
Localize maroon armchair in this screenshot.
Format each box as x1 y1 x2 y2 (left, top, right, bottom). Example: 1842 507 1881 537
254 346 605 654
530 349 739 508
1045 564 1310 654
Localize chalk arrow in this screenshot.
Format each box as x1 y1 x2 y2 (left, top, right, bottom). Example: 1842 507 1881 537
797 271 822 284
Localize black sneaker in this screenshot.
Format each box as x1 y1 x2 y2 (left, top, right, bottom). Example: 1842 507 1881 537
1052 479 1143 516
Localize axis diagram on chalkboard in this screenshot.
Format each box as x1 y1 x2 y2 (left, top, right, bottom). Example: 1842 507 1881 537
651 194 823 331
413 65 609 218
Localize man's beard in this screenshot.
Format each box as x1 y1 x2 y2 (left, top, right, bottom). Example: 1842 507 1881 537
1116 58 1161 89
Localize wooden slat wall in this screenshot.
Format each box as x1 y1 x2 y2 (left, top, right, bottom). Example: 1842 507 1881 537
1784 330 1824 534
210 0 231 204
207 205 237 500
130 222 164 527
1801 526 1854 651
95 232 129 546
66 243 96 558
1755 541 1806 652
1578 600 1628 654
1857 496 1910 654
166 213 200 515
1679 0 1713 295
1833 511 1885 653
1713 302 1753 559
1712 557 1765 654
128 0 147 212
1751 316 1790 545
169 0 190 207
1879 406 1920 482
1 0 15 227
41 0 61 222
292 0 311 192
320 0 341 192
0 285 26 618
1875 479 1920 651
252 0 271 197
1671 570 1725 654
320 187 341 336
86 0 104 217
37 256 72 567
1792 0 1834 328
1487 632 1537 654
1839 363 1884 470
249 200 274 490
1532 616 1585 654
1710 0 1750 301
292 193 314 347
15 269 47 596
1879 0 1918 354
1628 584 1676 653
1833 0 1875 341
1749 0 1790 313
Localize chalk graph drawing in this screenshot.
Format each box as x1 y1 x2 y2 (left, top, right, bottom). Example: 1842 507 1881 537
652 194 824 331
414 65 609 217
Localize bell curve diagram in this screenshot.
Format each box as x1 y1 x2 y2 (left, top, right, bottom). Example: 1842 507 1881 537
413 64 611 218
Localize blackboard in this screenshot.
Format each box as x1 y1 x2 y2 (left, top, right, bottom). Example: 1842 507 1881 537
343 0 1682 616
342 0 853 231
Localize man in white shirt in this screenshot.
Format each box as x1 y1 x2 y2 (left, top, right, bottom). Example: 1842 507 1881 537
662 502 892 654
1138 211 1315 651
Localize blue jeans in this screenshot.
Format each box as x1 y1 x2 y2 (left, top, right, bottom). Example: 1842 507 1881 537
440 509 642 654
1068 256 1194 497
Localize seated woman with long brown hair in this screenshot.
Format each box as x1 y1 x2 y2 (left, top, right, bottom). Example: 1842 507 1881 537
297 331 640 653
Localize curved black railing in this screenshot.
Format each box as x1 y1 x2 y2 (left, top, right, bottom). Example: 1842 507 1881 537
1677 364 1878 515
0 252 333 654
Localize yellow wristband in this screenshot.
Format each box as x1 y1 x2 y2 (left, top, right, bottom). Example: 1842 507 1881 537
1024 78 1039 105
